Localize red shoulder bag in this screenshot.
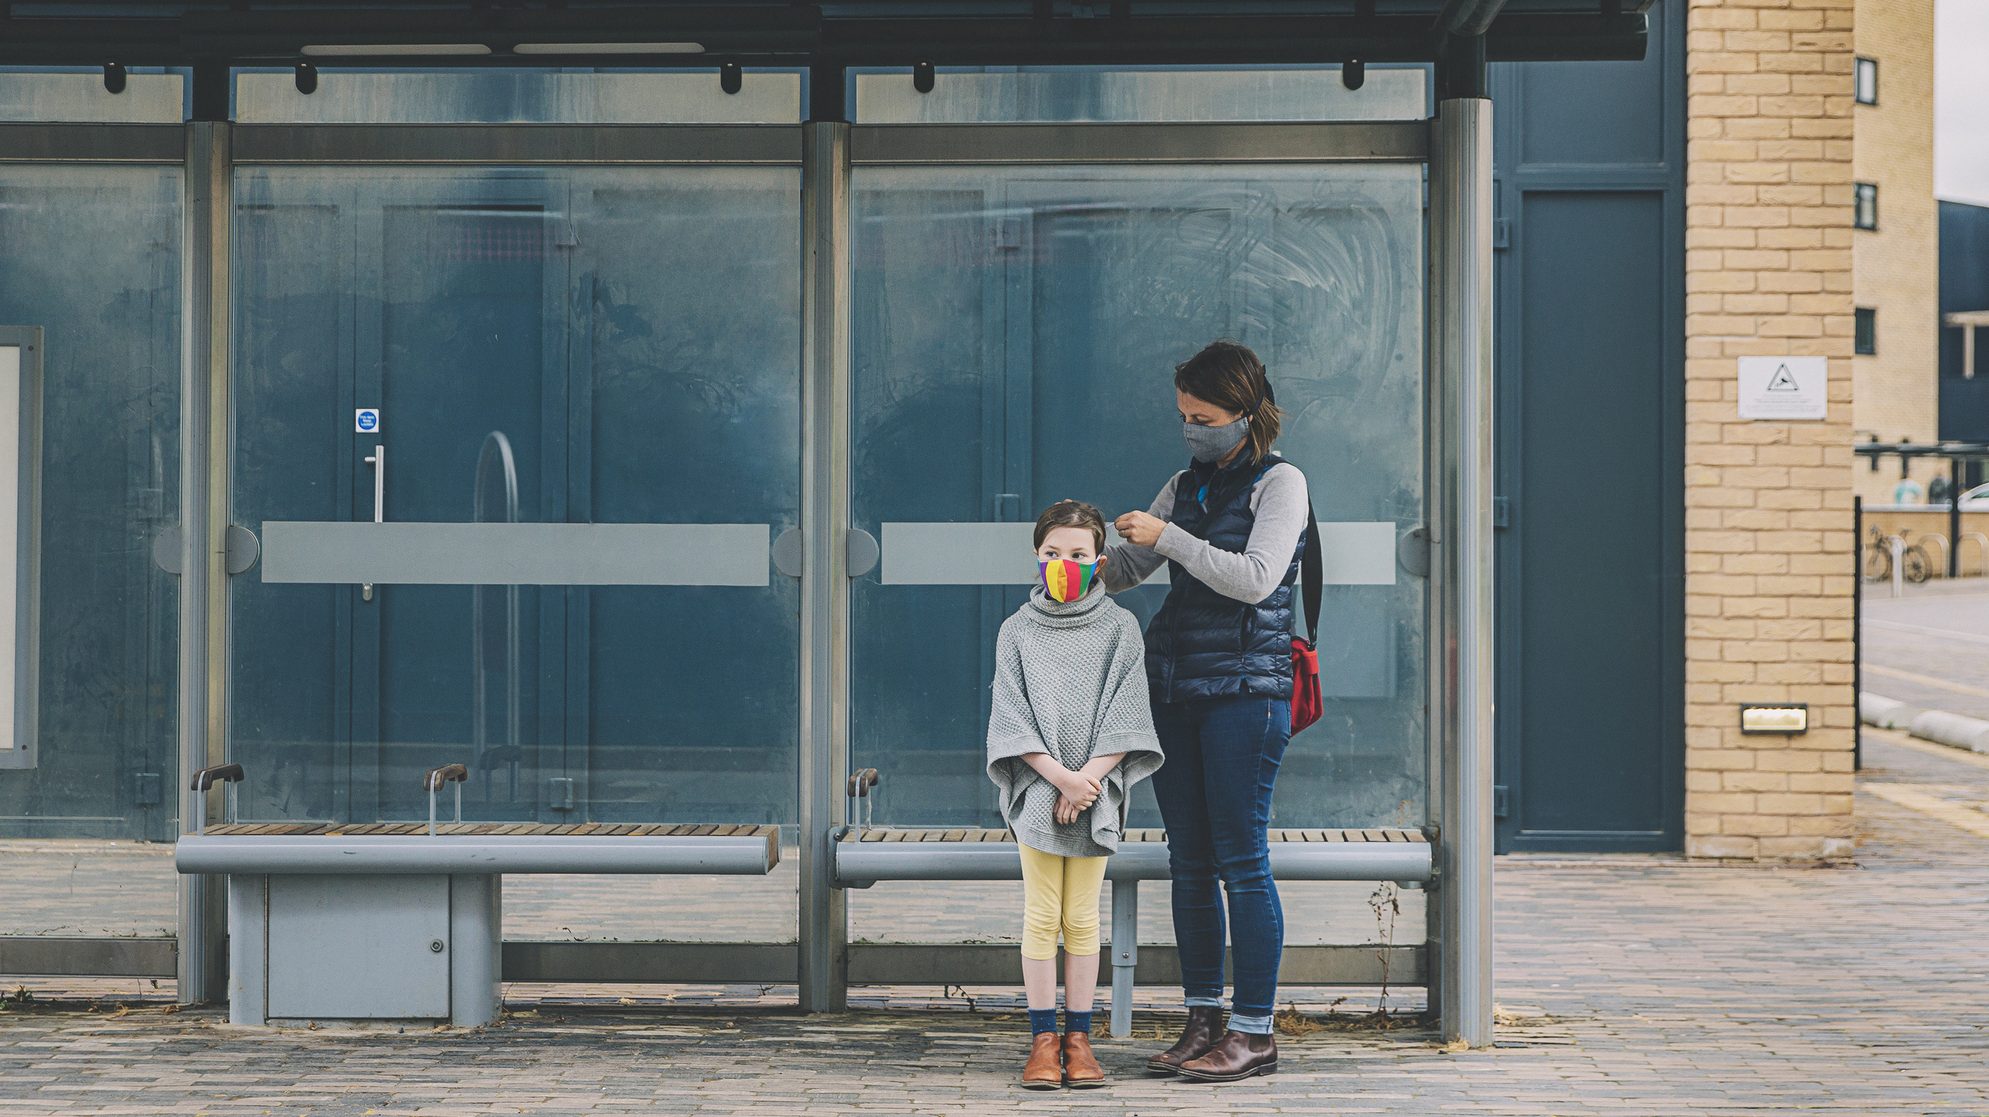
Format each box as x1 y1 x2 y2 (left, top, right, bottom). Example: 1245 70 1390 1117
1290 504 1324 735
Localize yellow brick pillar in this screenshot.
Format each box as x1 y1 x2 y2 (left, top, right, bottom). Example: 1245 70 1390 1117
1684 0 1858 861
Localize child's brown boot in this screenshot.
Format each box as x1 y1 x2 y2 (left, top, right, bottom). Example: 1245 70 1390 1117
1021 1032 1063 1089
1061 1031 1106 1088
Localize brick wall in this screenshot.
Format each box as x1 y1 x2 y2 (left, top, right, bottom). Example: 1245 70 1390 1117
1684 0 1858 862
1850 0 1939 505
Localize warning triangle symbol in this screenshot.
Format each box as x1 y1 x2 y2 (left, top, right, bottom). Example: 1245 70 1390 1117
1765 364 1800 391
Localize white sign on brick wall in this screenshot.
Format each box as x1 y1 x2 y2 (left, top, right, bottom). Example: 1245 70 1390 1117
1737 356 1828 420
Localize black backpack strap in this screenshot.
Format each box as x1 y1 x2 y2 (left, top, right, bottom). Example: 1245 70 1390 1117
1298 501 1322 648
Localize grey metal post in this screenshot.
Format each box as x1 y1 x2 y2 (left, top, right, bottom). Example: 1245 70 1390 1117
798 120 853 1012
1109 880 1139 1036
1432 97 1495 1048
177 119 232 1006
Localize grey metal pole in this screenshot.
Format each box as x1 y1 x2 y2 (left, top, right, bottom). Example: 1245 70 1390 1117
1948 457 1962 579
798 119 853 1012
176 119 232 1006
1434 96 1495 1049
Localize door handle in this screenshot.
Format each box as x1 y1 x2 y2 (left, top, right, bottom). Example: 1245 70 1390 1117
362 443 384 601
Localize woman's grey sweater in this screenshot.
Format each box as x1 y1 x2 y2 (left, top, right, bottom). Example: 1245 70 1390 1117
985 582 1165 858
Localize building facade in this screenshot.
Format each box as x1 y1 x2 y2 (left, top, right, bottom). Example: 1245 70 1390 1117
1681 0 1857 860
1849 0 1941 503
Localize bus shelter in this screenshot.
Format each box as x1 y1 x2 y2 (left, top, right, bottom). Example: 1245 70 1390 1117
0 1 1654 1046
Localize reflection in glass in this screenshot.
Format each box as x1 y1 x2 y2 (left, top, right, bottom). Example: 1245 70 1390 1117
851 165 1426 829
855 65 1425 123
0 165 181 935
0 69 184 123
235 68 801 124
231 166 801 827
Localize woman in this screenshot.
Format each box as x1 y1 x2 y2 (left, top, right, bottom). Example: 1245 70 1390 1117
1100 339 1309 1083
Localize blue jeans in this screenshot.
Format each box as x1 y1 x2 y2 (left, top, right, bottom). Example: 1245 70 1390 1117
1150 695 1290 1019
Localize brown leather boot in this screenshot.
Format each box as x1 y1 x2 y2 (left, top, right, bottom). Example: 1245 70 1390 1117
1061 1031 1106 1088
1145 1004 1225 1075
1177 1029 1278 1082
1021 1031 1063 1090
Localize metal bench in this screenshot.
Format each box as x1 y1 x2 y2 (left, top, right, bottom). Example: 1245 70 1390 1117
174 764 779 1027
831 770 1432 1037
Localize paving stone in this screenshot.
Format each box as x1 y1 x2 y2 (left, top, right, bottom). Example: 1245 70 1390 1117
4 735 1988 1114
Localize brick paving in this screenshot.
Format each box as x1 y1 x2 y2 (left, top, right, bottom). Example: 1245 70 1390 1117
4 731 1987 1115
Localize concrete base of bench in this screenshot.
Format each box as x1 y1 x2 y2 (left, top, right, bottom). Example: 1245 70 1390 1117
225 871 504 1028
178 824 779 1027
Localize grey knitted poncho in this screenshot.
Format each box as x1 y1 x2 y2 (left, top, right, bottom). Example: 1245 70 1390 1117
986 581 1165 858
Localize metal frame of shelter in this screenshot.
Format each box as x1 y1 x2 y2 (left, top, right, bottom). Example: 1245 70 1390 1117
0 0 1655 1048
1853 440 1989 579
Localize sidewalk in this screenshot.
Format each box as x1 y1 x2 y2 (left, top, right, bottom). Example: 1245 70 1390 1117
3 731 1987 1116
1861 578 1989 723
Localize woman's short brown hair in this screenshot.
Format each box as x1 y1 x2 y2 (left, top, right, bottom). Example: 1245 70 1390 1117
1033 499 1107 552
1174 339 1283 463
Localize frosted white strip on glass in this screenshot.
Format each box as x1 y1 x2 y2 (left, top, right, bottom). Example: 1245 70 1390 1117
880 521 1399 586
261 522 771 586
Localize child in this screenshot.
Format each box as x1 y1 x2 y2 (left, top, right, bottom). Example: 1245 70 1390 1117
987 499 1165 1089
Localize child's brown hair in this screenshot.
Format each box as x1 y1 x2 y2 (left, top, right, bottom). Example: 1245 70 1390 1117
1033 499 1107 552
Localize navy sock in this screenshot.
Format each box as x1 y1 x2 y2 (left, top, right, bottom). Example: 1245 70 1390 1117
1028 1008 1058 1035
1064 1009 1092 1034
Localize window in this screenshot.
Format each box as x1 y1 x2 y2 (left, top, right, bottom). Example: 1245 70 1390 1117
1854 183 1878 230
1855 57 1878 105
1855 307 1876 355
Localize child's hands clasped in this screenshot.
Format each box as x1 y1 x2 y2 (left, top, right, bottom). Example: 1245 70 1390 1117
1053 792 1090 826
1050 767 1101 826
1050 767 1102 811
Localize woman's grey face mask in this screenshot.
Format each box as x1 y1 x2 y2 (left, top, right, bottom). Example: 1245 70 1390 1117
1183 416 1248 463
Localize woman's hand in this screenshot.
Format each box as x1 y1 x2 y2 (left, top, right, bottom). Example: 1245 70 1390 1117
1114 510 1166 549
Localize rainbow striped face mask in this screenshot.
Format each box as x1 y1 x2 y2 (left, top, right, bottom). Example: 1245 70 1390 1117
1039 558 1098 603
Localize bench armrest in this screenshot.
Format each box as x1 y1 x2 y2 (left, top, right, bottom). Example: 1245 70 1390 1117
423 764 470 792
190 763 244 793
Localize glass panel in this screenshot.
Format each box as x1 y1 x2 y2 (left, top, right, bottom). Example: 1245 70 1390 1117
850 163 1428 832
230 166 801 848
235 68 801 124
855 65 1425 123
0 68 184 123
0 165 181 937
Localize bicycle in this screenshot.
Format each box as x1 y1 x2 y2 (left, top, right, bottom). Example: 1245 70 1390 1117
1863 525 1933 585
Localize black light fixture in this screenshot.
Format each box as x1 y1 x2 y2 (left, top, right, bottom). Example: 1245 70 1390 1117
294 62 319 95
720 63 743 95
913 61 936 94
1343 59 1366 90
102 62 127 95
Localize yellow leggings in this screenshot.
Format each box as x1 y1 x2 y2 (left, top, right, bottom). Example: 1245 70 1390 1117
1019 844 1108 961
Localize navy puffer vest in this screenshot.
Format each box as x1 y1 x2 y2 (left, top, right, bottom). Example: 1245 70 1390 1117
1146 453 1306 704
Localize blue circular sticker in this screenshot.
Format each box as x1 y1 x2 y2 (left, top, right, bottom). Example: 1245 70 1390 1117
356 409 379 432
